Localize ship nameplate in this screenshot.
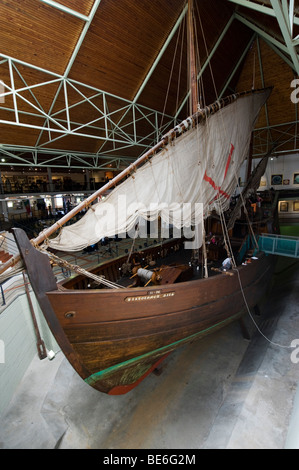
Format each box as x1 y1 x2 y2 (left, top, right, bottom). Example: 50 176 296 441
125 290 175 302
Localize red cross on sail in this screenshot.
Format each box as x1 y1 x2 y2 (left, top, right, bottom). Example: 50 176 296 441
204 143 235 203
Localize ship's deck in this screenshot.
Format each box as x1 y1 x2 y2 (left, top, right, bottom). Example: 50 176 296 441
59 235 246 290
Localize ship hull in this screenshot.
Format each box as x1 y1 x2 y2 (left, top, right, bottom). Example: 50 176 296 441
13 228 276 395
47 250 275 394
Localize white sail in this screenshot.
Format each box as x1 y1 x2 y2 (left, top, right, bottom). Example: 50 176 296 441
46 89 270 252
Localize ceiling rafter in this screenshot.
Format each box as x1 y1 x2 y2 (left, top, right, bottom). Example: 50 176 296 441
35 0 103 147
228 0 299 27
270 0 299 74
0 145 136 170
0 53 175 154
235 12 290 55
133 3 188 104
219 32 256 98
234 11 299 75
96 3 189 156
0 0 299 170
38 0 90 22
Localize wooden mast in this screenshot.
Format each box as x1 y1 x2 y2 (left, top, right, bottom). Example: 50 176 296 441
187 0 198 114
187 0 207 276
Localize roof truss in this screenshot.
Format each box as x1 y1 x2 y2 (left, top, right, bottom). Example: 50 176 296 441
0 53 175 162
38 0 91 22
231 0 299 73
0 1 299 170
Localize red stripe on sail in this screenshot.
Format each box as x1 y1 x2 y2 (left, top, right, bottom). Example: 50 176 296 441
204 143 234 202
224 143 234 180
204 171 230 200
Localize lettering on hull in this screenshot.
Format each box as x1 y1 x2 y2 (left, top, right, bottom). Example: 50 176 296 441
125 291 175 302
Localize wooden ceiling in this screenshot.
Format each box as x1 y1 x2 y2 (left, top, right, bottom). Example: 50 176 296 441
0 0 298 170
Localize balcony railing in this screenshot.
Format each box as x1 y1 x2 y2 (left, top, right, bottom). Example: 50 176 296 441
258 233 299 258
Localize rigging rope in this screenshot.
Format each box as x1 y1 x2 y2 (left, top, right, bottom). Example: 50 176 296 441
177 4 289 350
126 224 139 265
159 15 184 137
40 248 125 289
217 197 237 268
216 190 292 350
234 173 259 250
233 266 292 350
205 175 292 350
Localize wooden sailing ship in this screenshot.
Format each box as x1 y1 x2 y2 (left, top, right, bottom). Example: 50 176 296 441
6 0 277 394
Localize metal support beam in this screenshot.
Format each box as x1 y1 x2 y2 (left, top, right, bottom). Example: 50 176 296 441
228 0 299 26
95 4 188 157
256 36 271 142
289 0 295 37
0 144 137 170
64 0 102 78
38 0 90 22
263 38 295 70
35 0 103 147
133 3 188 103
270 0 299 75
219 33 256 98
0 53 175 157
1 111 298 170
235 12 290 56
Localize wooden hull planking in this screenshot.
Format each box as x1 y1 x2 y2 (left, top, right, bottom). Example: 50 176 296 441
48 250 275 394
13 229 276 395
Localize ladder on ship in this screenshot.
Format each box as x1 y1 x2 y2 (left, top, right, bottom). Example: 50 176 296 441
258 234 299 259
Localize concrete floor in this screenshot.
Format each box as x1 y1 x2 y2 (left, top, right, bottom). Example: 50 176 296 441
0 255 299 450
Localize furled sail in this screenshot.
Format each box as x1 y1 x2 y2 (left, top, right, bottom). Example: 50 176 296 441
45 88 271 252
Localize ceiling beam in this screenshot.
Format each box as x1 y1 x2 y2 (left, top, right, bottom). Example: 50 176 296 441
38 0 89 22
35 0 103 146
289 0 295 36
256 35 272 145
0 54 175 156
0 145 136 170
64 0 102 78
270 0 299 75
235 12 290 55
228 0 299 26
133 3 188 104
219 32 256 98
263 38 295 69
95 4 188 156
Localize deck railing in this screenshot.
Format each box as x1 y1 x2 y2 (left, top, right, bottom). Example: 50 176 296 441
258 233 299 258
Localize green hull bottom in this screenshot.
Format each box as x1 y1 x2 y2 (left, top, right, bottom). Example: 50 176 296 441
85 312 243 394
